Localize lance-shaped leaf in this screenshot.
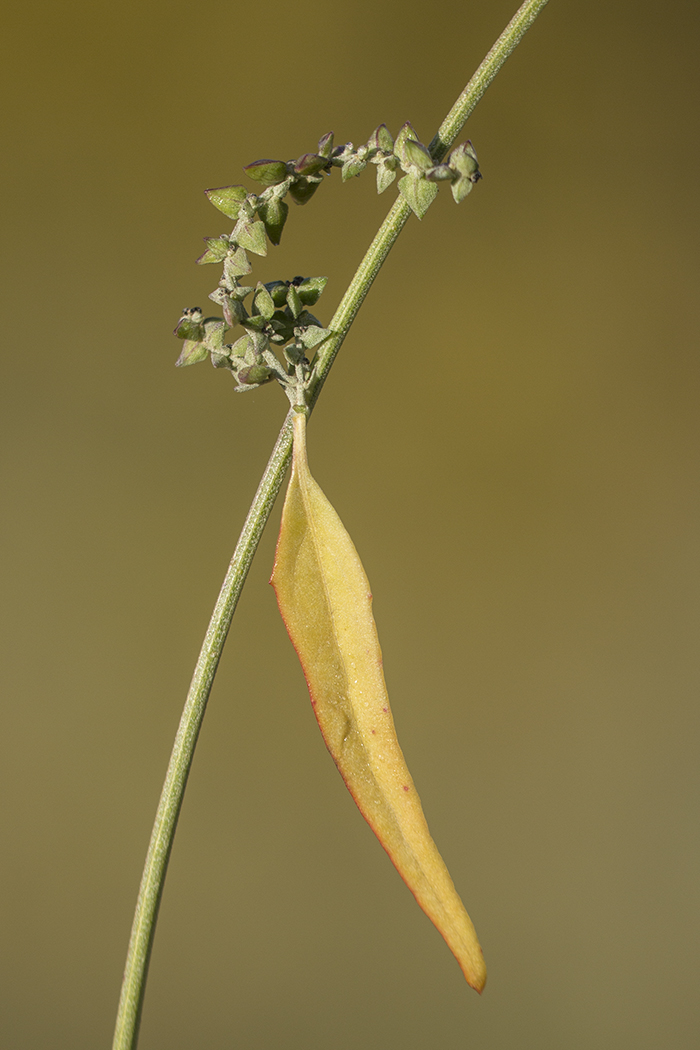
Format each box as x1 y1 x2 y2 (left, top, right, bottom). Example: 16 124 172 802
270 412 486 993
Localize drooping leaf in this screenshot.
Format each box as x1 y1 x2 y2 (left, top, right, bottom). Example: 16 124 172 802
270 412 486 993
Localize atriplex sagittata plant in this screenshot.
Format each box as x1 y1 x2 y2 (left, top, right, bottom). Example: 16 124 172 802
113 3 551 1048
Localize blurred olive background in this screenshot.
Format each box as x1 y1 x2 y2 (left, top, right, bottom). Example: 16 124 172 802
2 0 699 1047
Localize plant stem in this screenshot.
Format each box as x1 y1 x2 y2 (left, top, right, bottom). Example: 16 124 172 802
428 0 551 162
112 2 551 1046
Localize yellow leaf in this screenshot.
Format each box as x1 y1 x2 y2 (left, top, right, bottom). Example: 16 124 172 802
271 411 486 992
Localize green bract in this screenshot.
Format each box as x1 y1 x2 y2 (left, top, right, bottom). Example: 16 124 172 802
449 140 480 178
368 122 394 152
236 364 274 387
374 156 398 194
398 173 439 219
235 220 267 256
175 340 208 368
253 284 275 320
243 159 288 186
295 276 327 305
393 121 422 169
196 237 230 265
173 308 204 341
203 319 227 350
452 176 475 203
205 185 248 220
293 153 328 177
403 138 433 172
224 248 253 278
257 198 288 246
316 131 334 158
298 325 330 350
286 284 302 319
265 281 290 307
288 179 321 206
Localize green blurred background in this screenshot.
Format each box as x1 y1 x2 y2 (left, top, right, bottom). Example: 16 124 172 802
2 0 699 1046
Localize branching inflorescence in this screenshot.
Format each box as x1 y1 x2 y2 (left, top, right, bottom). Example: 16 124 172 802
173 123 481 404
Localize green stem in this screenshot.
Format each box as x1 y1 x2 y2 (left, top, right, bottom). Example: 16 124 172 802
112 2 550 1046
428 0 551 162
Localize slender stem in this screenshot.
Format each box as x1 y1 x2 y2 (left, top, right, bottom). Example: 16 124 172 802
309 0 551 401
112 2 551 1046
428 0 551 162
